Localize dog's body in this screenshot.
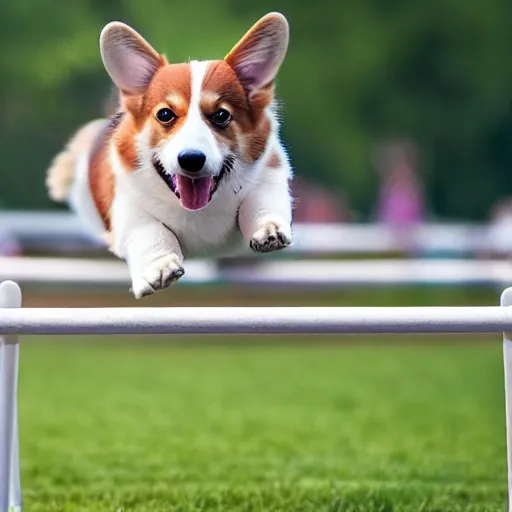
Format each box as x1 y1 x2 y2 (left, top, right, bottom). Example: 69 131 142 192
46 13 293 298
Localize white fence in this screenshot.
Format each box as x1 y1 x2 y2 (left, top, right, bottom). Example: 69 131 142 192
2 210 510 255
3 256 512 288
4 211 512 291
2 280 512 511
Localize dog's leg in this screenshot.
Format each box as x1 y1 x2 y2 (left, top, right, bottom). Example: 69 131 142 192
238 164 293 253
111 201 184 299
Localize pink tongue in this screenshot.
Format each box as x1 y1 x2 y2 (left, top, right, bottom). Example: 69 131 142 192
176 175 213 210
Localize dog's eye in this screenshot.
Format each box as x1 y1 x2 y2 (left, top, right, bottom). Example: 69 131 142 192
210 108 232 128
155 108 176 124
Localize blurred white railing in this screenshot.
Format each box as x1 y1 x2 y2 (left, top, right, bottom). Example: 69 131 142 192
1 256 512 288
1 210 509 255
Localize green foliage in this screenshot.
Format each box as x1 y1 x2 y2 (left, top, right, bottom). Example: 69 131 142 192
1 0 512 218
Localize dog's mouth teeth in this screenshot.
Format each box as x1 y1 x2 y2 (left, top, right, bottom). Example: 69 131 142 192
153 157 180 199
209 155 235 199
152 155 235 209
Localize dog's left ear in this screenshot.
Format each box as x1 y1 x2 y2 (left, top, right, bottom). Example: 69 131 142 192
225 13 289 94
100 22 165 96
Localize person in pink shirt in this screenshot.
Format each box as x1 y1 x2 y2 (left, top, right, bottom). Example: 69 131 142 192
0 228 21 256
374 140 425 254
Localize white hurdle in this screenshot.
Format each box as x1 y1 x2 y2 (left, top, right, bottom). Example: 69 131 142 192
2 279 512 511
0 282 22 512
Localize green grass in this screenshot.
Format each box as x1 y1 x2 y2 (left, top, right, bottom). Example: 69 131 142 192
17 336 508 511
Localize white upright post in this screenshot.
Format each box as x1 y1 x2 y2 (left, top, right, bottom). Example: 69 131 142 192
0 281 22 512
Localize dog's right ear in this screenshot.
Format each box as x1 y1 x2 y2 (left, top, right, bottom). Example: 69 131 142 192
100 22 166 96
225 13 289 95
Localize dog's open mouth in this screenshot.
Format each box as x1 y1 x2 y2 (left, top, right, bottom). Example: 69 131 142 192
152 156 233 211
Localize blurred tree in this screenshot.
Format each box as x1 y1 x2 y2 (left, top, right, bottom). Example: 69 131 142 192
1 0 512 219
235 0 512 219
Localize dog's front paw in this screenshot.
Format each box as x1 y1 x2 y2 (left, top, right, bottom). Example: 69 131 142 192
250 221 292 253
131 254 185 299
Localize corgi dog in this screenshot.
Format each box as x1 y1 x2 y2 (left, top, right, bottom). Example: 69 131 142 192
46 13 293 299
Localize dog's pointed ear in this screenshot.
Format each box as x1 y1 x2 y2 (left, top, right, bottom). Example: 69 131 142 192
100 22 166 96
225 13 289 94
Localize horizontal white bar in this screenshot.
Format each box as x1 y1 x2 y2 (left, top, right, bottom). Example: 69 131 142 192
2 257 512 287
0 211 500 253
0 257 218 286
1 307 512 335
226 259 512 286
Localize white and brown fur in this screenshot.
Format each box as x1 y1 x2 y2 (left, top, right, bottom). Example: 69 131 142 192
46 13 293 299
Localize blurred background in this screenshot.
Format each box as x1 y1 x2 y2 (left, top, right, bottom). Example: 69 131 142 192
0 0 511 219
2 0 512 261
2 1 512 509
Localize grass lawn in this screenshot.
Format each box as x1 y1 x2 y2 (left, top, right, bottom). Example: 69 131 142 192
17 335 508 511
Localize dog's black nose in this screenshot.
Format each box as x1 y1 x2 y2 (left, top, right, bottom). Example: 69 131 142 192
178 150 206 173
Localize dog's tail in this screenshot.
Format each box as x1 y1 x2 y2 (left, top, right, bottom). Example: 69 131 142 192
46 119 108 202
46 86 120 203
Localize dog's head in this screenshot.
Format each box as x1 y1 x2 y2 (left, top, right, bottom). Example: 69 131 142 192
100 13 289 211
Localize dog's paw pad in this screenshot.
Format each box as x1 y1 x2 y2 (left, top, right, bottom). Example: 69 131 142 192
131 254 184 299
250 222 292 253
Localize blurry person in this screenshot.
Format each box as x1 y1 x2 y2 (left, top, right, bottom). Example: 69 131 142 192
291 177 351 223
0 227 22 256
373 139 425 255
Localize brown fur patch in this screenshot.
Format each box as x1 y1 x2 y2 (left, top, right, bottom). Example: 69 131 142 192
202 60 273 162
113 63 193 167
246 117 271 161
267 150 281 168
141 64 192 119
89 123 116 230
203 61 248 112
248 84 274 112
113 117 139 170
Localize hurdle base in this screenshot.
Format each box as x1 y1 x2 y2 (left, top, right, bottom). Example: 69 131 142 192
0 282 22 512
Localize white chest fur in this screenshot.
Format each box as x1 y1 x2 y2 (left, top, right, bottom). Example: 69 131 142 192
111 154 263 258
